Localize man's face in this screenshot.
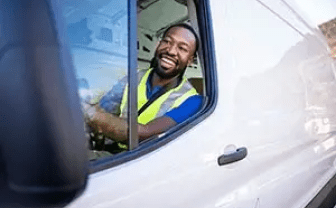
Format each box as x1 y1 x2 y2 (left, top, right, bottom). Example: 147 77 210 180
153 26 196 79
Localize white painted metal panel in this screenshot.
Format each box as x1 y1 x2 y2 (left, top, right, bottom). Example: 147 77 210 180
67 0 336 207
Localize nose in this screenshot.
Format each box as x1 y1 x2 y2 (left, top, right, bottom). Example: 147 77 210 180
167 44 178 56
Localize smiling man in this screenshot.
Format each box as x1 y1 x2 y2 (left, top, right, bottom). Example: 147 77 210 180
87 23 202 142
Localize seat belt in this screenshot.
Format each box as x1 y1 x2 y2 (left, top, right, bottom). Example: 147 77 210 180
138 85 169 116
138 75 182 116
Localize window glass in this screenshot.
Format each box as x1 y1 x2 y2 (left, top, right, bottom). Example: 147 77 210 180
64 0 128 95
97 27 113 43
63 0 129 159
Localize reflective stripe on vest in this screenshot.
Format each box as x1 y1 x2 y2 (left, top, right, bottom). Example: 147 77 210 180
120 68 198 125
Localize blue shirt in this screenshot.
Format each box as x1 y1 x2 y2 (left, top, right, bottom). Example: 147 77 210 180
164 95 203 123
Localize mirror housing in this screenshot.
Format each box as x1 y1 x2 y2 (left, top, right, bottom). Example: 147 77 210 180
0 0 88 206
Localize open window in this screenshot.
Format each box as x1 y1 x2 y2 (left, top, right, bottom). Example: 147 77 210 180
137 0 204 95
63 0 217 170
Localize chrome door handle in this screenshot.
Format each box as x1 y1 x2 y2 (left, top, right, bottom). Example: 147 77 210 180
217 147 248 166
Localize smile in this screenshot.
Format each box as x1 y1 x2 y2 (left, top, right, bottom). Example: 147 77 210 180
160 55 177 67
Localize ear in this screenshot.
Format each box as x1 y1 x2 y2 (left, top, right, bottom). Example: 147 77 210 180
155 40 160 48
187 55 194 66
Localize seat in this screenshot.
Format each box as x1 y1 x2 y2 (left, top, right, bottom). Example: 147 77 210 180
188 77 204 95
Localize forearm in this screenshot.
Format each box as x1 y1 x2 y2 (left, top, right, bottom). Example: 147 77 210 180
137 116 176 140
87 106 177 142
88 105 128 142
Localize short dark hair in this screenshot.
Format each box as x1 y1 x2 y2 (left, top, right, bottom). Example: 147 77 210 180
162 23 199 56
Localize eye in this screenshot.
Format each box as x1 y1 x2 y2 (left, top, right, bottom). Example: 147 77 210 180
161 38 171 44
179 46 188 53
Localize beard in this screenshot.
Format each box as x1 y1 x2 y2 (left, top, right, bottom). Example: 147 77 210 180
150 53 186 80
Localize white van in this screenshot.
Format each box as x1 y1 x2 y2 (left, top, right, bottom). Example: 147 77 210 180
1 0 336 207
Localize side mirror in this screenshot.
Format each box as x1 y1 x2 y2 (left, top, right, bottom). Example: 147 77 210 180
0 0 88 206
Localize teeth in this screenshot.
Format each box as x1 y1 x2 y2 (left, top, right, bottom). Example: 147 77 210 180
161 57 175 65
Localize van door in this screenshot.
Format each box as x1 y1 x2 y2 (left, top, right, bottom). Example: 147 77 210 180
64 0 336 207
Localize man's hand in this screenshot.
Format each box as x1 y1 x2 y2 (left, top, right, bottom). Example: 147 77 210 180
86 105 178 143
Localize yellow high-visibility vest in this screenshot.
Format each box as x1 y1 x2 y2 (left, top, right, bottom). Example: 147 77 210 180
120 68 198 124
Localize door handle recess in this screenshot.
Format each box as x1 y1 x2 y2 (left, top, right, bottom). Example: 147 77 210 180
217 147 248 166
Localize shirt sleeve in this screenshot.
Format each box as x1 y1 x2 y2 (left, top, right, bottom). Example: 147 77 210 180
99 76 128 115
164 95 203 124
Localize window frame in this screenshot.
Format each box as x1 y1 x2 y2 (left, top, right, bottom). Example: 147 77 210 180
89 0 218 174
127 0 139 150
